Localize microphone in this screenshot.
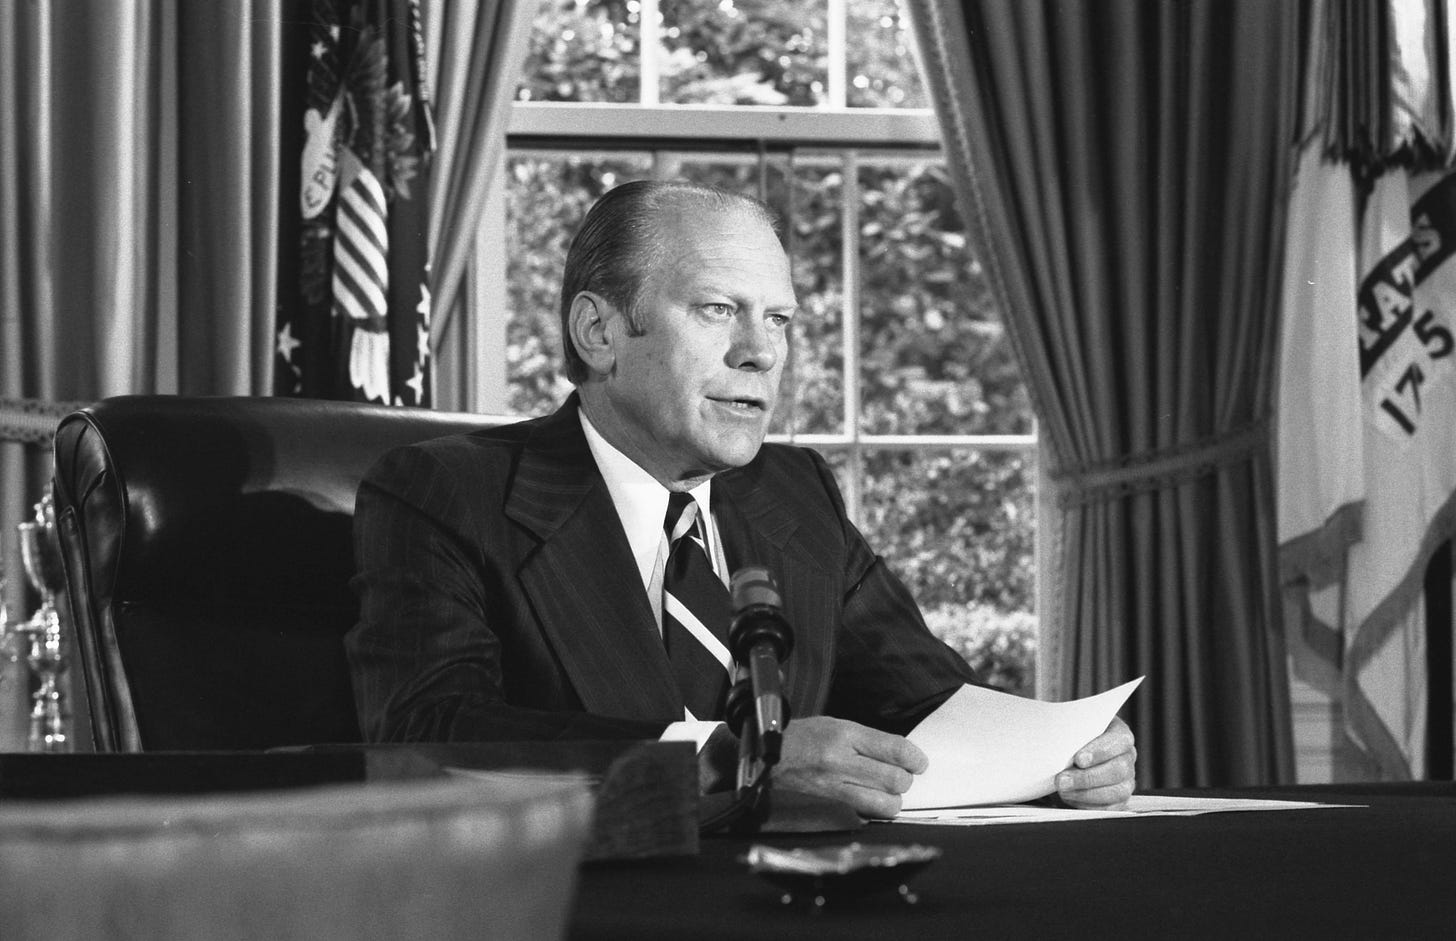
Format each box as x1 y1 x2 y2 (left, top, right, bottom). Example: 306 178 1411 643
728 566 794 764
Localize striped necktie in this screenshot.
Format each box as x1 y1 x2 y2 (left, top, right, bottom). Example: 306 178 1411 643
662 492 732 719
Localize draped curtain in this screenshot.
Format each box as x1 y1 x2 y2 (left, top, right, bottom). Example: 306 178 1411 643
0 0 279 628
909 0 1303 786
422 0 534 409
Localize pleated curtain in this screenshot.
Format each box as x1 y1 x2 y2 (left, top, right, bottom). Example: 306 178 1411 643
422 0 535 408
0 1 280 633
909 0 1304 786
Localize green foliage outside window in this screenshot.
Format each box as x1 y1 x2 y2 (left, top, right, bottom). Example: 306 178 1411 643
509 0 1036 695
519 0 927 108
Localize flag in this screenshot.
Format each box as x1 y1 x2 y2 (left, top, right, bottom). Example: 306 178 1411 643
1354 168 1456 778
1281 162 1456 783
1278 0 1456 781
276 0 435 406
1276 141 1364 771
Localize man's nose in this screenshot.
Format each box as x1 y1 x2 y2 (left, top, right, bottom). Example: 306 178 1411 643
727 313 779 372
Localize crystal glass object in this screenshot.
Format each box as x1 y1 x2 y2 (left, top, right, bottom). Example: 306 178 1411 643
17 492 68 753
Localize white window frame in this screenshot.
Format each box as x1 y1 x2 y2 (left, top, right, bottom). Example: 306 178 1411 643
475 0 1038 527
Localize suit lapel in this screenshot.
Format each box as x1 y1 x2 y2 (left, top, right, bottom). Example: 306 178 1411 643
715 463 838 719
507 397 681 722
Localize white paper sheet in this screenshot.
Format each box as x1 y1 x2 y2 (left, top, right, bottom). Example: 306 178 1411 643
900 677 1143 810
893 793 1360 825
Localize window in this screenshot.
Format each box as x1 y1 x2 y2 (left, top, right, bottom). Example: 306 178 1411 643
485 0 1037 693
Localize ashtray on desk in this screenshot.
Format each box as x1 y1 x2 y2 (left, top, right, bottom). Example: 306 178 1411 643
742 842 942 911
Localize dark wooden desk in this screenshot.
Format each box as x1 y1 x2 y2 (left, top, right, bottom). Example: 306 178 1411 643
4 753 1450 939
570 783 1456 940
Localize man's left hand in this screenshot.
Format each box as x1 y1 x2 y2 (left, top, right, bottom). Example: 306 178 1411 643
1055 716 1137 810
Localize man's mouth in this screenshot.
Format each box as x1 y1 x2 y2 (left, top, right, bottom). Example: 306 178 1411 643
708 396 767 413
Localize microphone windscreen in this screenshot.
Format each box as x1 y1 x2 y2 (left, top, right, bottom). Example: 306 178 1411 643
730 565 781 612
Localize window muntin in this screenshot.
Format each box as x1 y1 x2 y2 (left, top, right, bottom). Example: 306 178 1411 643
501 0 1038 693
519 0 928 109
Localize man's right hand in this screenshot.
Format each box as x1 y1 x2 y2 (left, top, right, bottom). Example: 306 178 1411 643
773 716 927 819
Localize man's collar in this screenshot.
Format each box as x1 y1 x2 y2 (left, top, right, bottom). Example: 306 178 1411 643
507 393 800 558
578 407 712 587
578 408 711 508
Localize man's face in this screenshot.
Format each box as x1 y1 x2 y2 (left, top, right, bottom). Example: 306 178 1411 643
588 204 798 488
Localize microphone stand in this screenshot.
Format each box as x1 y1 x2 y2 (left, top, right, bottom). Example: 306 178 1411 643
728 670 781 831
698 566 859 835
698 673 782 834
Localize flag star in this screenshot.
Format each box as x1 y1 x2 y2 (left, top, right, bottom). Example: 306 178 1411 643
417 323 431 366
311 40 326 60
405 366 425 402
416 281 431 324
329 25 340 41
276 322 302 362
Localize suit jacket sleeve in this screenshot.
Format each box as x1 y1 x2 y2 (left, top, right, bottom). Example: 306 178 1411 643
804 450 979 734
345 442 667 744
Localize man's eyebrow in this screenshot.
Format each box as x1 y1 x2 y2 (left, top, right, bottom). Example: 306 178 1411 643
693 287 798 311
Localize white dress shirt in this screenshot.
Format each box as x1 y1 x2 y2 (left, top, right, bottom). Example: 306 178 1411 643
579 409 727 750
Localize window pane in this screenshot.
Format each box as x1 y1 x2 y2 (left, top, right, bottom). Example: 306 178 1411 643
846 447 1037 695
505 153 653 415
776 158 844 435
660 0 828 106
845 0 928 108
661 154 762 193
856 159 1032 436
518 0 642 103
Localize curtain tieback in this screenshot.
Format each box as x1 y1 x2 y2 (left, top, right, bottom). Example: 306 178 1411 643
0 399 90 446
1049 417 1269 509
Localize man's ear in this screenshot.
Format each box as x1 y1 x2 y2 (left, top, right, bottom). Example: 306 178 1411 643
567 291 618 376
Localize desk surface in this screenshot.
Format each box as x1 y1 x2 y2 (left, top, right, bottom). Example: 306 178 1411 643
569 783 1456 941
3 753 1451 940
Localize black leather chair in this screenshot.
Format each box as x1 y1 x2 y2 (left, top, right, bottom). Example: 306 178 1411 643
51 395 509 752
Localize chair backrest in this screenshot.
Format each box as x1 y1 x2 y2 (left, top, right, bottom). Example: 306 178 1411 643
51 395 509 752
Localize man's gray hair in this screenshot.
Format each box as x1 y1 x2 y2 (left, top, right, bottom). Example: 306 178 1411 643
558 180 780 383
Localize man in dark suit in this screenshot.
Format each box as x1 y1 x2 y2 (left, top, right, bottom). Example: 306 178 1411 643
347 181 1136 817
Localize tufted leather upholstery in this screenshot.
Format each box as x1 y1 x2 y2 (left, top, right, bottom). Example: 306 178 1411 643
51 395 510 752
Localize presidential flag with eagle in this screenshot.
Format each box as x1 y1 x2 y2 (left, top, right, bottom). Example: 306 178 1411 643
276 0 435 406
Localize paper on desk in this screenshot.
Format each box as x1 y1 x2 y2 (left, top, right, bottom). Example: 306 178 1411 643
894 793 1361 825
900 677 1142 810
444 767 602 787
